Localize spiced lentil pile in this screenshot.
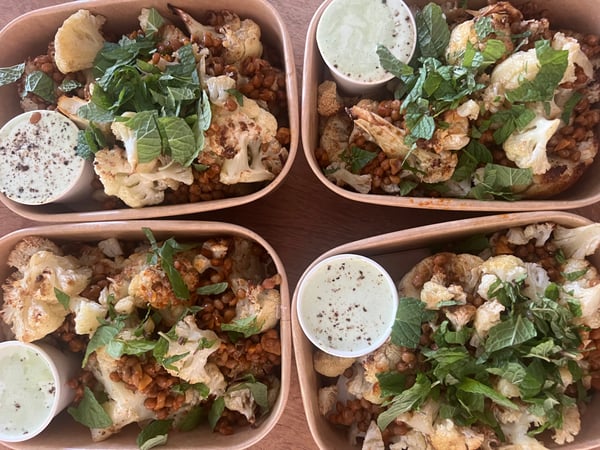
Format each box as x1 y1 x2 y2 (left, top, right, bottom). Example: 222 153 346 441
0 232 283 443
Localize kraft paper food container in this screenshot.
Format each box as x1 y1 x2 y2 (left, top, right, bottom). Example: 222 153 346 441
0 0 298 222
292 211 600 449
302 0 600 211
0 220 291 450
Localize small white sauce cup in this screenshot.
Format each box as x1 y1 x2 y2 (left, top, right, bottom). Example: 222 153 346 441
315 0 417 96
296 253 399 358
0 341 80 442
0 110 95 206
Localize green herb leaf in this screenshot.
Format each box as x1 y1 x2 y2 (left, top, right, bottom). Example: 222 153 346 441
377 371 408 397
457 378 519 410
82 317 126 367
68 386 113 428
59 79 82 93
561 92 583 124
137 419 173 450
415 3 450 58
23 71 55 103
377 45 414 79
197 282 229 295
377 373 431 430
562 269 587 281
105 338 157 359
140 8 165 38
391 297 427 349
226 88 244 105
221 316 263 338
452 140 493 182
143 228 197 300
208 396 225 431
177 405 207 432
54 287 70 310
505 40 568 103
341 146 378 173
484 315 537 353
157 116 197 166
488 105 536 145
469 163 532 200
0 63 25 87
229 380 270 411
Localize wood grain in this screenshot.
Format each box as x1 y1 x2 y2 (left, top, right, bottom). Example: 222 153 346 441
1 1 600 449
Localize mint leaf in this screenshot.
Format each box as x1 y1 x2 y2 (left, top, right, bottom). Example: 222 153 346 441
377 371 408 397
484 315 537 353
143 228 197 300
82 317 126 367
54 288 70 310
118 111 162 163
415 3 450 58
177 405 207 432
452 140 493 182
137 419 173 450
140 8 165 38
0 63 25 87
377 373 431 430
105 338 156 359
157 116 196 166
197 282 229 295
391 297 427 349
561 92 583 124
208 397 225 431
469 164 532 200
226 88 244 106
23 71 55 103
68 386 113 428
457 377 519 410
59 79 82 93
229 380 270 411
221 316 263 338
341 146 377 173
505 40 568 103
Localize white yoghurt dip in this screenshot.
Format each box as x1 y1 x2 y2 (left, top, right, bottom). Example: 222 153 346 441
0 343 57 441
316 0 416 85
297 254 398 357
0 110 91 205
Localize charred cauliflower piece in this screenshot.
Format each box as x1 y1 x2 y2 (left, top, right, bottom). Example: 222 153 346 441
54 9 106 74
204 91 287 185
171 7 262 64
2 237 92 342
162 315 225 395
93 147 193 208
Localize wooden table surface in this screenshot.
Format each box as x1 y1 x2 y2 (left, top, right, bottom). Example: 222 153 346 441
2 1 600 449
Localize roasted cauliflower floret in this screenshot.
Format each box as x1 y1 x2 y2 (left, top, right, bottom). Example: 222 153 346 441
229 278 281 334
171 6 262 64
54 9 106 74
161 315 225 395
503 114 561 175
93 147 193 208
430 418 485 450
313 350 356 377
325 161 372 194
205 96 286 185
2 239 92 342
553 223 600 259
86 347 156 442
560 258 600 328
445 1 521 66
